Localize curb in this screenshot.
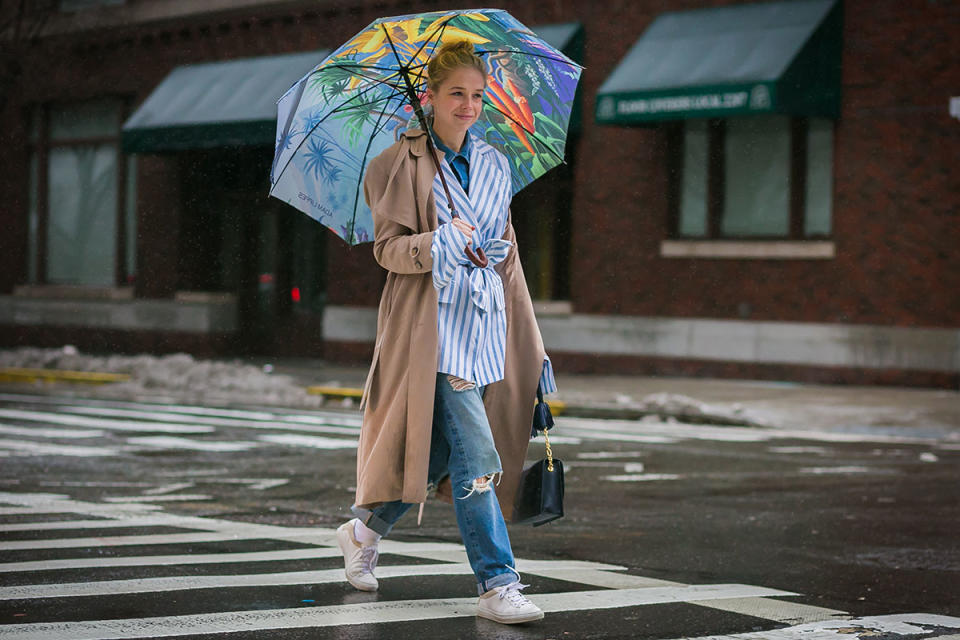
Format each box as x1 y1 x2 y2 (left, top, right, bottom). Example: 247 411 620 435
0 368 763 426
306 385 569 415
0 367 131 385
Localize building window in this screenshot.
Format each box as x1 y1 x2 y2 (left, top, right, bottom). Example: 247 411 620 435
26 98 136 287
671 115 833 239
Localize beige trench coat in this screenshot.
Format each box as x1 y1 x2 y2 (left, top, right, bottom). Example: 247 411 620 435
355 128 548 521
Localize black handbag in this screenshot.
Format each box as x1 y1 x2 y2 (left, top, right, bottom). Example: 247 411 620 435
514 385 564 526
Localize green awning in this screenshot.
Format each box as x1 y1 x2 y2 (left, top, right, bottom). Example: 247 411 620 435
595 0 841 125
533 22 585 133
122 50 328 153
534 22 584 64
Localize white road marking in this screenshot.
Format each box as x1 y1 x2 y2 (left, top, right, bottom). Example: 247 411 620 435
143 483 195 495
0 393 332 423
768 446 831 454
0 560 625 599
0 516 194 533
102 494 213 503
603 473 682 482
690 596 847 625
0 585 798 639
126 436 260 452
0 423 104 439
577 451 645 459
0 490 849 631
0 439 120 457
0 548 344 573
0 409 214 434
559 417 938 446
61 406 363 436
259 433 358 449
539 435 583 445
0 528 318 550
676 614 960 639
800 466 872 475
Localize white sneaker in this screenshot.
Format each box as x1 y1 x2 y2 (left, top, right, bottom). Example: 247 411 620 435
477 581 544 624
336 519 379 591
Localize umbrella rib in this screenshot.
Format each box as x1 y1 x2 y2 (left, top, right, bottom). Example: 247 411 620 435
317 64 409 93
482 99 567 165
408 15 454 68
349 88 411 240
317 61 401 74
475 48 584 69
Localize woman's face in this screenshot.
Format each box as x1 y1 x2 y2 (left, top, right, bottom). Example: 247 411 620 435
427 66 485 145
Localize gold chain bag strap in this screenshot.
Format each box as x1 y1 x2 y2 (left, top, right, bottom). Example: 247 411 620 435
513 385 564 526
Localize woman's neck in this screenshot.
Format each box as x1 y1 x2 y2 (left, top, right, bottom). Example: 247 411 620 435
432 119 466 152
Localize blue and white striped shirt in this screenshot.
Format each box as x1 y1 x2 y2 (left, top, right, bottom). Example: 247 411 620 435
430 132 557 393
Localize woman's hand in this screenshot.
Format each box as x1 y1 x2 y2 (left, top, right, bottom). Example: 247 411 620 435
451 217 474 245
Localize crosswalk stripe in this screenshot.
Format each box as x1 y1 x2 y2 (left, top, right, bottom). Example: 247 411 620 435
125 436 260 452
0 423 104 438
0 490 853 636
0 528 329 551
674 614 960 640
0 560 626 600
258 433 358 449
61 406 363 435
0 393 362 427
690 596 847 625
0 548 344 573
0 516 195 532
0 585 797 639
0 439 121 457
0 409 214 434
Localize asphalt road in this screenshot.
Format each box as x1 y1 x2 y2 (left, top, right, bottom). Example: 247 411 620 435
0 389 957 639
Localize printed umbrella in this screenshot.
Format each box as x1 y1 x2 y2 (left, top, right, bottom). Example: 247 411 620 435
268 8 582 247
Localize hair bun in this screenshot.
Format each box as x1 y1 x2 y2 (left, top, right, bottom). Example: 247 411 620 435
427 39 486 91
435 40 475 56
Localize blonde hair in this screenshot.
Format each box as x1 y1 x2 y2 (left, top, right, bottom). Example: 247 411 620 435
426 40 487 91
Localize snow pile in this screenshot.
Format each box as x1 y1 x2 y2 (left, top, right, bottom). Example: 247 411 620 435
630 392 768 427
0 346 327 409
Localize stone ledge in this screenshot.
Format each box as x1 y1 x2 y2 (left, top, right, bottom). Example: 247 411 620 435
0 296 238 333
322 306 959 374
661 240 836 259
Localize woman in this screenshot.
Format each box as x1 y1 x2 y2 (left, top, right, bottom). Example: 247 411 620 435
336 40 557 626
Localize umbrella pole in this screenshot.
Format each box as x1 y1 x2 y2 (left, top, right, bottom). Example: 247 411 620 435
412 96 488 269
384 24 487 269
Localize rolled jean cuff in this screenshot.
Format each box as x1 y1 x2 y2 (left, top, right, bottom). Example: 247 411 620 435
478 568 518 595
350 504 394 537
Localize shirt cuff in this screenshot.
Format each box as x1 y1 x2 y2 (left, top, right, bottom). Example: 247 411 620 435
430 223 462 291
539 354 558 395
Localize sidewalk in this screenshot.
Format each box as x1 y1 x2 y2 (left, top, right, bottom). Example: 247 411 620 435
1 348 957 438
258 357 960 437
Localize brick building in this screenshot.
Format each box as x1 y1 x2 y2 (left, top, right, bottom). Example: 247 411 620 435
0 0 957 387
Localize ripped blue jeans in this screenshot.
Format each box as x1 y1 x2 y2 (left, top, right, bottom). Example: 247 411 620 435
351 373 517 595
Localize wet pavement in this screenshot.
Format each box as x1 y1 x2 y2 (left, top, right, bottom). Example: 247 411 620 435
0 373 957 639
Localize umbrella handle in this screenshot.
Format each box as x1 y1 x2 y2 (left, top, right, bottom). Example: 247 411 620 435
452 212 488 268
464 245 488 269
416 118 488 268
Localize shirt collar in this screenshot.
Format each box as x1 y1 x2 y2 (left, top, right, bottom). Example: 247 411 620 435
431 128 472 166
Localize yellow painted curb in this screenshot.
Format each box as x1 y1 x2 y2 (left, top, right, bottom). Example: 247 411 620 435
306 385 363 399
0 367 131 385
306 384 566 414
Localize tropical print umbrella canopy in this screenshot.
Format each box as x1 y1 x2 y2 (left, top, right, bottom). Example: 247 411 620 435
269 9 582 245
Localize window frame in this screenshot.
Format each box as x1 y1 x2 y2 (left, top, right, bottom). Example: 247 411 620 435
667 116 833 242
26 98 133 288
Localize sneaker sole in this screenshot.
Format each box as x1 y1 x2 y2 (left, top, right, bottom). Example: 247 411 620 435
336 524 378 592
477 608 545 624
